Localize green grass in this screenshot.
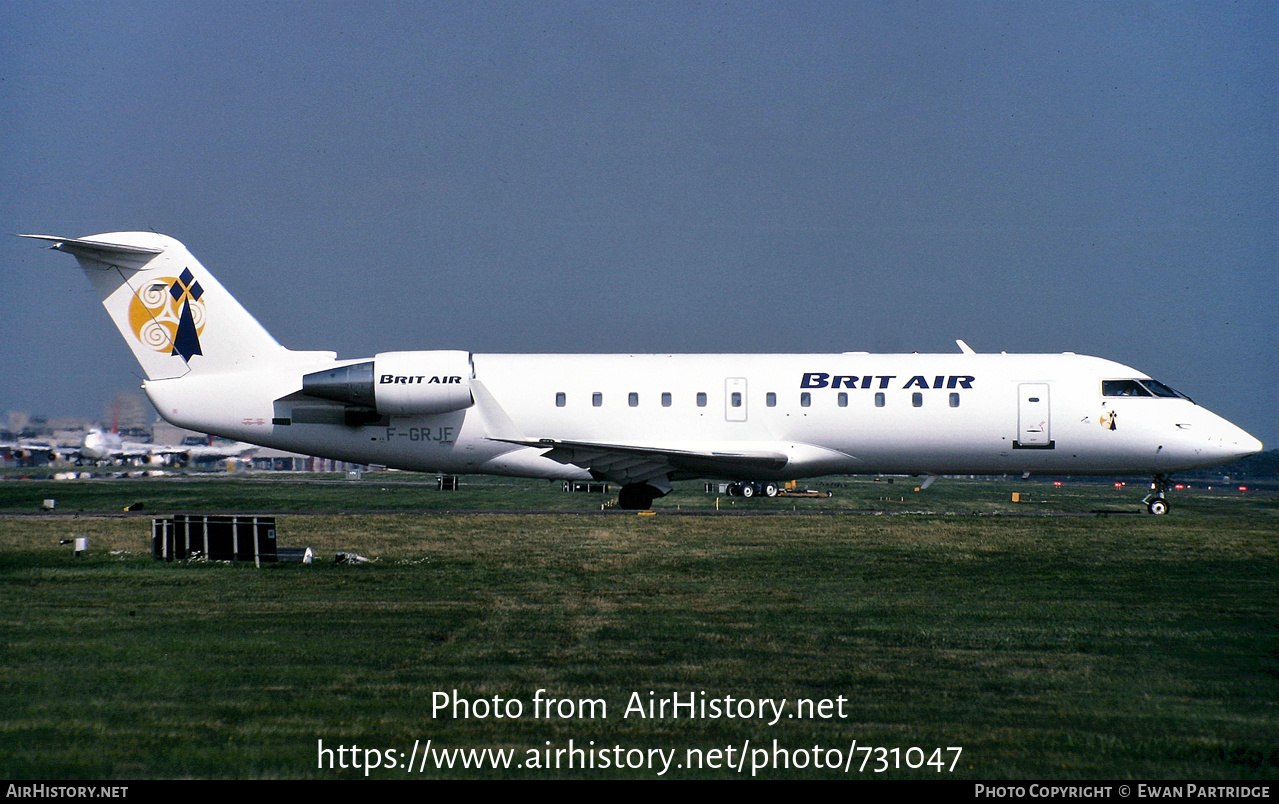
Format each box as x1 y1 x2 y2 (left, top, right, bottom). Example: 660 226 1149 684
0 470 1265 516
0 478 1275 778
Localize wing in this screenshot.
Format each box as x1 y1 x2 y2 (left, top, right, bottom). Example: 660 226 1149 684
1 441 73 461
490 437 792 486
180 442 257 460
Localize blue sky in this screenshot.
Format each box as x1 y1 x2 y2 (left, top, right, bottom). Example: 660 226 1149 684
2 1 1275 444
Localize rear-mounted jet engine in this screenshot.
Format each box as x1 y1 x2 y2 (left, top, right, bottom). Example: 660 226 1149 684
301 350 474 417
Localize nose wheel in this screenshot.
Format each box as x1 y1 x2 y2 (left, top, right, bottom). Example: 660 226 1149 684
1142 474 1171 515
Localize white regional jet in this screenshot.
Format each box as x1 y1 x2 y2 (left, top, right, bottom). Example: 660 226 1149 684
22 232 1263 512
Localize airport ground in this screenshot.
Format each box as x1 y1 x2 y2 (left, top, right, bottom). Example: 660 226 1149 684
0 474 1275 779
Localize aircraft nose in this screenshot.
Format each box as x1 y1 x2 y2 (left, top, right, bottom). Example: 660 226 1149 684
1238 432 1264 458
1178 410 1265 469
1216 423 1264 462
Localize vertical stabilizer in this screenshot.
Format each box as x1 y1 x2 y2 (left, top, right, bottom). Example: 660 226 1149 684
21 233 288 380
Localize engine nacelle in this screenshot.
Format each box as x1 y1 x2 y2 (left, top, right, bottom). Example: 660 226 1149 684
302 350 474 416
373 350 473 415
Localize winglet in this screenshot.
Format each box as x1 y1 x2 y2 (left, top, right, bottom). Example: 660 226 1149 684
956 339 976 354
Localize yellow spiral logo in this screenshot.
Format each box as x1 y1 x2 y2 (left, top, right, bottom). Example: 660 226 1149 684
128 277 206 354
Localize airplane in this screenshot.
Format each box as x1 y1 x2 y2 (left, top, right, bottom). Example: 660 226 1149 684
20 232 1264 513
79 428 257 465
2 427 255 467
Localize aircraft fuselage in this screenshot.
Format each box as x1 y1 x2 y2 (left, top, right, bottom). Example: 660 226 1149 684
142 351 1260 482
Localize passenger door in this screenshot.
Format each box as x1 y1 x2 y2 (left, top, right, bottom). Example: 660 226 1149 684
1015 383 1053 448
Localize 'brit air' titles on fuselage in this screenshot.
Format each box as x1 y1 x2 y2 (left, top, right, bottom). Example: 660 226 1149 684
800 373 976 390
379 374 464 385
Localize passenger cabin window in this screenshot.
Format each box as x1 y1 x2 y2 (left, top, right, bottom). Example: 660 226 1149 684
697 392 707 407
875 392 885 408
949 393 960 408
800 392 811 408
592 392 603 407
661 392 672 407
555 392 566 407
838 392 848 407
628 392 639 407
731 392 742 408
912 392 923 407
766 392 776 407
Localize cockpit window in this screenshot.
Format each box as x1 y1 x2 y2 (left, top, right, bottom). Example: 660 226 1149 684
1102 379 1192 401
1141 379 1190 401
1102 380 1152 397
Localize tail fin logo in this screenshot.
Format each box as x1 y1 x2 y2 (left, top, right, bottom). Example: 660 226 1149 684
127 269 206 362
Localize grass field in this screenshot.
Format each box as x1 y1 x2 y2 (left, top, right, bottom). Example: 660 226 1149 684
1 475 1275 779
0 470 1266 515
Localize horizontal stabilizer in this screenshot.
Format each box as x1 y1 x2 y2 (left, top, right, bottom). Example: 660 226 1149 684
19 234 164 270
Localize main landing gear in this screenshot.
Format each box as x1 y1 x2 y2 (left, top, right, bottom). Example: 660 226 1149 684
617 483 667 510
727 481 779 498
1142 474 1171 515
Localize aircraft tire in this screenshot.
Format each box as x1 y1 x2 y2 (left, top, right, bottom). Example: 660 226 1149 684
741 483 755 498
763 482 779 497
1147 498 1169 516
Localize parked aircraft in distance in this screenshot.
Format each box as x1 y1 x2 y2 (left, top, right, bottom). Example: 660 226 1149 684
79 428 257 465
3 427 255 466
21 232 1263 512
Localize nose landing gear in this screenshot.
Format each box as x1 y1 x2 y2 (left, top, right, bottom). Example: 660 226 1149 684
1142 474 1171 515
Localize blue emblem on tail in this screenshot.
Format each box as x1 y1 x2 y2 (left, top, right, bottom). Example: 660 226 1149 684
169 269 204 362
